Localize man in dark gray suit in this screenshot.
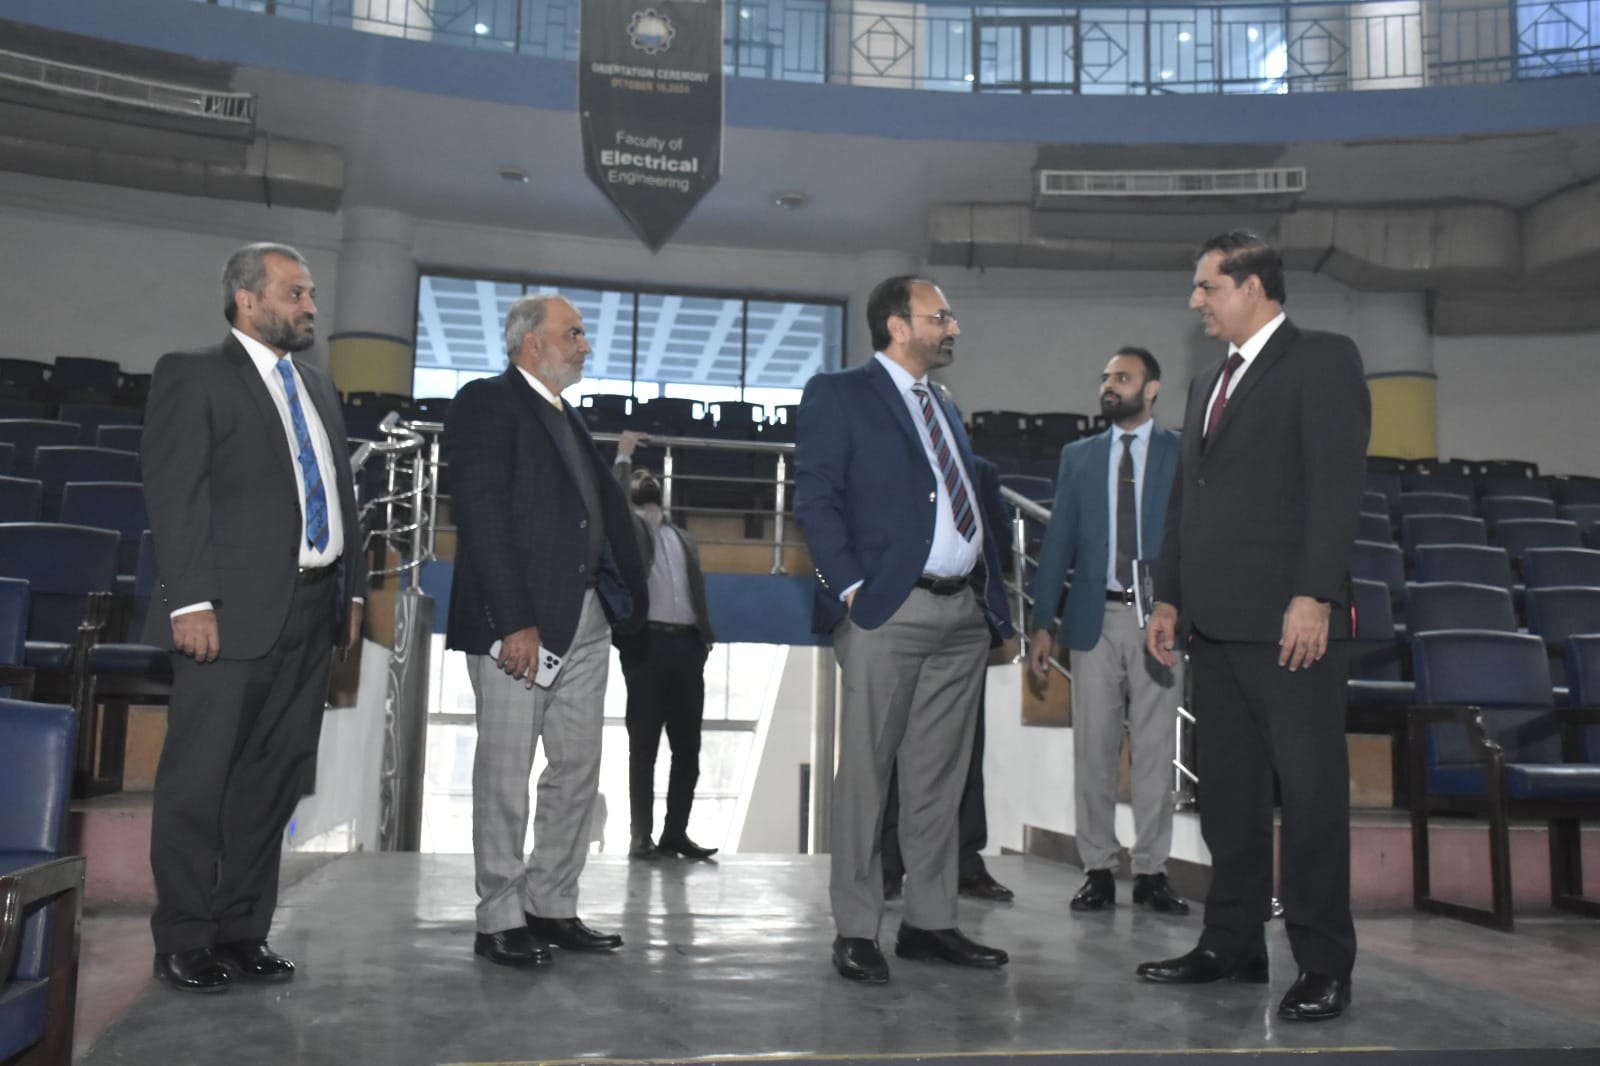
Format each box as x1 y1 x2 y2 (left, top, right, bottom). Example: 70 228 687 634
444 293 648 968
1139 232 1369 1021
144 242 365 993
612 429 718 861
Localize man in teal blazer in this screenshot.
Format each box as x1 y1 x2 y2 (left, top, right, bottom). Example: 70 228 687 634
1027 347 1188 917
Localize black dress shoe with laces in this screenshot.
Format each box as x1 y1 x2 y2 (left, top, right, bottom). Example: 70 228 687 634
526 914 623 951
959 870 1015 902
1136 946 1269 984
832 936 890 983
474 927 554 967
1278 972 1352 1020
153 947 232 993
1071 869 1116 912
213 939 295 982
629 834 660 859
895 924 1008 968
1132 873 1190 915
655 833 718 860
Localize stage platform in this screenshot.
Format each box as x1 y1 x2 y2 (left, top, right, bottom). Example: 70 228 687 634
74 853 1600 1066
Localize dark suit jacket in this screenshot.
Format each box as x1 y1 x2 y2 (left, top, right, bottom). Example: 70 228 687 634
793 359 1014 640
1028 424 1180 651
612 456 714 647
141 335 365 659
443 367 646 657
1153 319 1370 642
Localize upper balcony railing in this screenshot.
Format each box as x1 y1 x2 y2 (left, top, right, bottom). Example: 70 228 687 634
198 0 1598 94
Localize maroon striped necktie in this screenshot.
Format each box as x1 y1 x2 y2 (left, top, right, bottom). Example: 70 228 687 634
911 385 976 541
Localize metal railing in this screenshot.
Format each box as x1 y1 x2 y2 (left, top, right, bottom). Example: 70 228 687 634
0 47 257 124
195 0 1599 94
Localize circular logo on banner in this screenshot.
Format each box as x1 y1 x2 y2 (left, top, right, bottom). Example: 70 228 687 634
627 9 675 54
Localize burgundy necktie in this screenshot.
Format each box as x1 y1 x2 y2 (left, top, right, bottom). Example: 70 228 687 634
1204 352 1246 439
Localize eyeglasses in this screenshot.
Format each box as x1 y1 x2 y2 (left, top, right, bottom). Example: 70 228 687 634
902 310 958 327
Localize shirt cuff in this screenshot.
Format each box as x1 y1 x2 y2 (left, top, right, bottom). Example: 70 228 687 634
171 601 213 618
839 580 863 602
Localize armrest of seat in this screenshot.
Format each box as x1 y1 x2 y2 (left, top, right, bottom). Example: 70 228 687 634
1407 704 1505 805
1558 706 1600 763
0 855 85 1063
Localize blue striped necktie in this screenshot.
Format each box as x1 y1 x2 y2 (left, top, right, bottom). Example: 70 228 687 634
911 384 976 541
275 358 330 551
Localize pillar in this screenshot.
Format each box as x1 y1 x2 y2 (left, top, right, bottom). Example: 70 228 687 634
329 206 419 397
1355 291 1436 460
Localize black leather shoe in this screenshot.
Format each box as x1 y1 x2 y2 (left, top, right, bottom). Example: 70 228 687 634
883 872 903 900
629 834 660 859
213 939 295 982
153 947 231 993
474 927 554 967
895 924 1008 968
832 936 889 983
959 870 1015 902
1136 946 1269 984
1071 869 1116 912
526 914 623 952
1132 873 1190 915
655 833 718 860
1278 972 1352 1021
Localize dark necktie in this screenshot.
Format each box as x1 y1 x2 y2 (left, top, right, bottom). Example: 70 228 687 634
1115 433 1137 589
275 358 330 551
910 385 976 541
1204 352 1246 440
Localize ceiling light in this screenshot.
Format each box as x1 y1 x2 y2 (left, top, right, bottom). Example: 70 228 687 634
963 73 975 82
1160 69 1175 79
773 190 809 210
1177 30 1192 43
1247 26 1260 41
474 22 489 34
497 165 529 183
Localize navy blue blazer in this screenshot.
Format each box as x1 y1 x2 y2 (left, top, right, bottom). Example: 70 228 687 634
1026 424 1180 652
793 359 1013 639
443 368 647 657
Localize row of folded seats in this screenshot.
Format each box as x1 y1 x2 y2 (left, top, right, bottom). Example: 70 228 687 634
0 355 149 408
970 410 1105 481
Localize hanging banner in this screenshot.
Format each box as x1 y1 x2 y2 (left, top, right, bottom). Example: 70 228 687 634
579 0 724 252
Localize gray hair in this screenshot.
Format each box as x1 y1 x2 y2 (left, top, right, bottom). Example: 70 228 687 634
222 242 310 324
504 292 568 360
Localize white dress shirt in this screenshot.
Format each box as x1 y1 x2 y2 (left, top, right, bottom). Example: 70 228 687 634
172 329 347 618
515 364 566 409
1204 310 1286 416
1104 417 1155 592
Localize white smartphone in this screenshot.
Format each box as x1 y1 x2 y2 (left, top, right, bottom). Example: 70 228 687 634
487 640 564 689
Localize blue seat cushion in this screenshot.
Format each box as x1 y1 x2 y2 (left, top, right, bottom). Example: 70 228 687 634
0 849 53 876
1348 679 1415 708
20 642 69 672
1428 762 1600 801
0 979 48 1061
86 643 171 678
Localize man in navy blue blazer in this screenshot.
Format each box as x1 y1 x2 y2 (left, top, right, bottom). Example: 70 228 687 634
1027 347 1189 918
794 275 1013 985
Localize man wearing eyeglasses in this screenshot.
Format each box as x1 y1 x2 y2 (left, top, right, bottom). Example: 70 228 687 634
794 275 1014 985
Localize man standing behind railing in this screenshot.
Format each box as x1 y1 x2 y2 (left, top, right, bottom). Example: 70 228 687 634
442 293 648 969
611 429 719 862
794 275 1014 986
1026 347 1188 918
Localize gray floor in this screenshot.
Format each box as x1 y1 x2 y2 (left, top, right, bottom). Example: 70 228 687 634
79 854 1600 1066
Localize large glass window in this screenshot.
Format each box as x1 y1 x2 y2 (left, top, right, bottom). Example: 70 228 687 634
412 274 844 414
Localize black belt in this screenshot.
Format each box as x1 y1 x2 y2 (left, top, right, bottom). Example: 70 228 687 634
647 621 698 634
915 574 971 596
1106 588 1135 605
297 563 336 585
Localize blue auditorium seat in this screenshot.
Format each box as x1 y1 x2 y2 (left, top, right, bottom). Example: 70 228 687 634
54 403 139 446
0 477 42 524
1361 490 1388 516
57 482 146 576
0 577 34 700
1395 491 1477 519
1357 511 1392 543
1347 579 1414 806
0 522 119 674
1405 581 1517 635
1403 472 1477 498
1495 518 1584 559
1478 494 1557 528
1550 475 1600 507
1409 630 1600 929
49 356 120 402
1565 635 1600 759
1412 544 1514 591
0 443 11 477
1480 473 1551 500
0 697 85 1064
1525 586 1600 686
1365 473 1402 512
94 424 142 453
0 421 79 479
1521 548 1600 591
31 446 139 521
1399 514 1487 557
1350 540 1406 621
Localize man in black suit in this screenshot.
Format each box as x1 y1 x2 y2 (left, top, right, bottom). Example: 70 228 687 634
1138 232 1369 1021
611 429 718 861
144 242 366 993
444 293 647 969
